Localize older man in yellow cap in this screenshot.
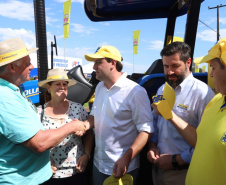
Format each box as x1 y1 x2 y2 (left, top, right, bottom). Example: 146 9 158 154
75 45 154 185
0 38 85 185
184 38 226 185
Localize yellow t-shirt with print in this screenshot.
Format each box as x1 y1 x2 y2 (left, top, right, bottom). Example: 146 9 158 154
186 93 226 185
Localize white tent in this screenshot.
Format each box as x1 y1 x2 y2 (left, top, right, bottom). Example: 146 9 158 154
82 63 94 74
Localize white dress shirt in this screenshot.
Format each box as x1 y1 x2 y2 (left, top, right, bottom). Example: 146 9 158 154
90 73 154 175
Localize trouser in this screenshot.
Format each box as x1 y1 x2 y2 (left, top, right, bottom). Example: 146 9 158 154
92 164 139 185
152 164 188 185
40 172 86 185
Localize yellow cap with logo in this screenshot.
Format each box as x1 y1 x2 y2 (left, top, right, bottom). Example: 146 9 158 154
152 82 176 120
85 45 122 62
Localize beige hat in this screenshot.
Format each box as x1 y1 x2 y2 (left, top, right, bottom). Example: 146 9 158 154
0 38 38 67
37 68 77 88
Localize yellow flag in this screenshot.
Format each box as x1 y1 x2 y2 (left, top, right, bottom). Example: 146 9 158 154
133 30 140 54
202 65 206 72
167 36 183 45
63 0 71 39
195 64 200 73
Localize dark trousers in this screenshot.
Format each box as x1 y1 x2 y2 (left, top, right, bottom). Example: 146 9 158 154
40 172 86 185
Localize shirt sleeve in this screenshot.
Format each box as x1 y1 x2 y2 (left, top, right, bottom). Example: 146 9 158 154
0 94 43 144
150 110 159 143
180 147 194 163
150 86 163 143
129 86 154 133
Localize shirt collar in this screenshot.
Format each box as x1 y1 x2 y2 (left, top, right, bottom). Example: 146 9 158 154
102 72 127 90
0 78 27 98
175 73 194 92
220 96 226 109
0 78 19 91
113 72 127 88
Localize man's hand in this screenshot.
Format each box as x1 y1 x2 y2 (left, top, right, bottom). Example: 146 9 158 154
71 119 86 135
147 145 160 163
151 103 162 116
113 155 131 178
75 154 89 173
154 154 174 171
75 130 85 137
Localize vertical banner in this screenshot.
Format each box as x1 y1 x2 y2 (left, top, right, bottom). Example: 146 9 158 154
133 30 140 54
202 65 206 73
195 64 200 73
167 36 183 45
63 0 71 39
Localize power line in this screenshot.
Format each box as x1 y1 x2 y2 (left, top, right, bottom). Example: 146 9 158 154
198 19 217 33
209 4 226 41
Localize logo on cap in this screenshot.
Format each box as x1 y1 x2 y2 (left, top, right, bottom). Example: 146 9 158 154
95 46 101 53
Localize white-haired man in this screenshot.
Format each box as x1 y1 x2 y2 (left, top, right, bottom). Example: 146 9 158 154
0 38 85 184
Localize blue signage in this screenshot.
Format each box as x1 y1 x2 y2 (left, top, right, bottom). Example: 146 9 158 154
19 80 40 104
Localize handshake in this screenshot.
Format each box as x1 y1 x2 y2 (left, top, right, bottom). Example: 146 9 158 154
70 118 91 136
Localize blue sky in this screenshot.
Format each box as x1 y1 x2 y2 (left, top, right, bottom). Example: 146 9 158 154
0 0 226 74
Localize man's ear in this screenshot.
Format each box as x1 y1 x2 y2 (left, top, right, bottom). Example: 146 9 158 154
186 58 192 68
111 59 117 66
8 63 16 72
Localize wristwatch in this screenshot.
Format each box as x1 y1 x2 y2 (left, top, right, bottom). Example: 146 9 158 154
172 154 179 169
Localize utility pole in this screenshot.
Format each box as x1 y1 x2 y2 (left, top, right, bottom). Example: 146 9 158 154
209 4 226 41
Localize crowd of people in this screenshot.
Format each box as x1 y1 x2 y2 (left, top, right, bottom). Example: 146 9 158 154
0 37 225 185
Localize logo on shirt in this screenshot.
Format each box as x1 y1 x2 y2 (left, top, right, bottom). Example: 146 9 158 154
220 132 226 144
176 104 188 110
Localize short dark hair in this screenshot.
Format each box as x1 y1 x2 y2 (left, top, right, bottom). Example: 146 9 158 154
160 42 191 63
105 58 123 72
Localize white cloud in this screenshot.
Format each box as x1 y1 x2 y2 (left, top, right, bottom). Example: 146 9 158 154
99 22 110 26
196 29 226 42
0 28 36 49
71 23 98 35
57 46 92 59
220 17 226 25
98 42 109 46
46 15 59 25
148 40 164 50
122 61 148 75
219 29 226 39
0 0 34 21
0 0 58 25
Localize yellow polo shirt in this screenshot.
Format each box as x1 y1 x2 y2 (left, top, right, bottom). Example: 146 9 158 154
186 93 226 185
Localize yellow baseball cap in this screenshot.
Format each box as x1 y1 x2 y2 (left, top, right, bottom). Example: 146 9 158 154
103 174 133 185
85 45 122 62
194 38 226 66
152 82 176 120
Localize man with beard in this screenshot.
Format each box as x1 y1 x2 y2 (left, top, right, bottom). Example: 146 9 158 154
147 42 215 185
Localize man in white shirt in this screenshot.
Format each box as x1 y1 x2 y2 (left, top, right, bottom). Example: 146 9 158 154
80 45 154 185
